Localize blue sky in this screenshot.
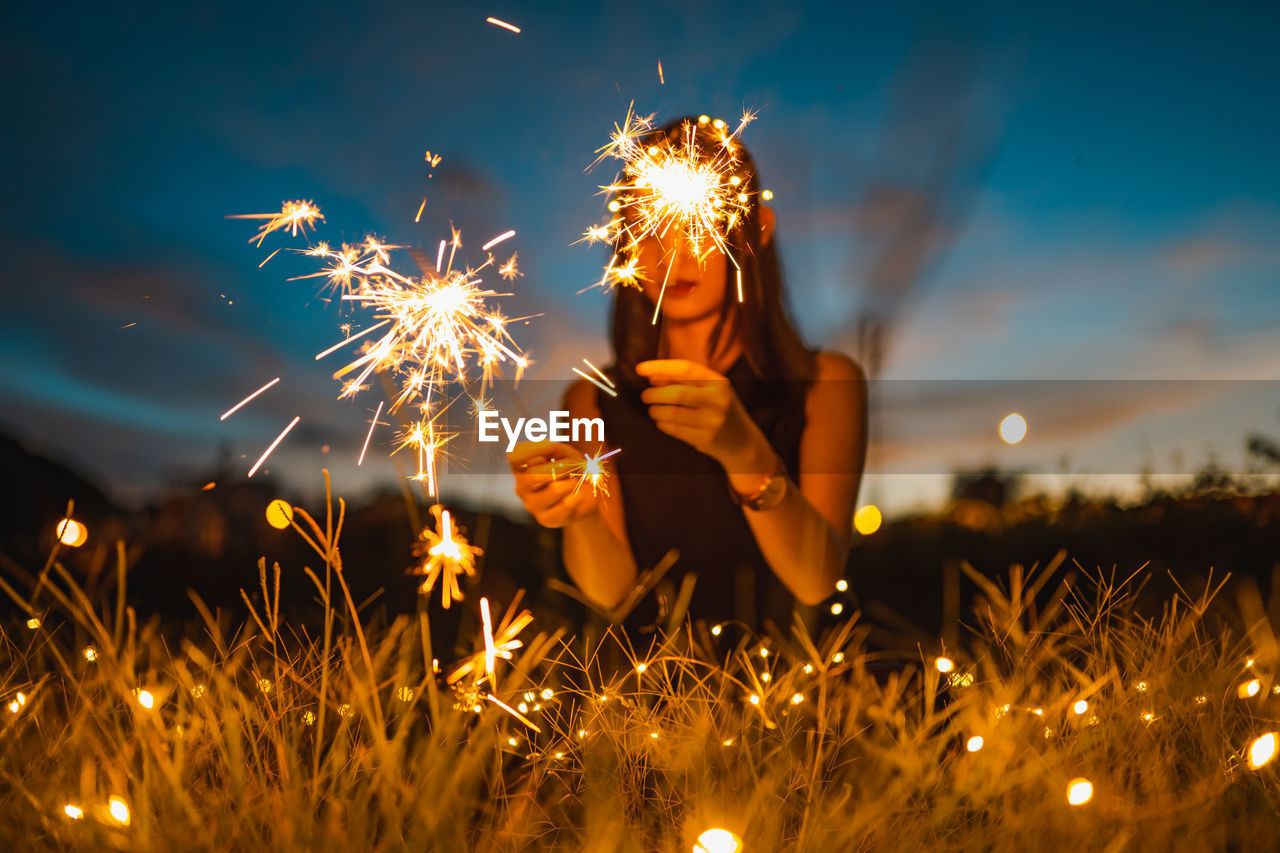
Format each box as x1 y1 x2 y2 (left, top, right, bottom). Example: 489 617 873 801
3 0 1278 516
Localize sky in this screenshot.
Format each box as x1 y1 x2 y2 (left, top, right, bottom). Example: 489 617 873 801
3 0 1279 518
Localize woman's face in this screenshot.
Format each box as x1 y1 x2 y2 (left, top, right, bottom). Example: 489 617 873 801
630 230 729 321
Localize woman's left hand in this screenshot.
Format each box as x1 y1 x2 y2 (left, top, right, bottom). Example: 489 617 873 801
636 359 772 473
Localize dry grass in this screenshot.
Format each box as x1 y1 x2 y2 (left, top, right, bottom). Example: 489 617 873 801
3 475 1279 851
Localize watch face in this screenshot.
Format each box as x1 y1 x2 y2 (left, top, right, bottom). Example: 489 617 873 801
755 473 787 510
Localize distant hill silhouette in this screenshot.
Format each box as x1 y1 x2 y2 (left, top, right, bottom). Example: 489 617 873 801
0 431 121 565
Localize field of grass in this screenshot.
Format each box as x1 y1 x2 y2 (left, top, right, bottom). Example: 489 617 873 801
3 476 1280 851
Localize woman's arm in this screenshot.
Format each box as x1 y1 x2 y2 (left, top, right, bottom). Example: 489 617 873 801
637 352 867 606
726 352 866 604
558 380 638 610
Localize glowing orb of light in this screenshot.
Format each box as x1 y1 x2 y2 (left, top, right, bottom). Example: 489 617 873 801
935 657 954 674
1249 732 1277 769
56 518 87 547
853 504 882 535
1073 700 1089 715
999 413 1027 445
694 828 742 853
63 804 84 820
835 579 848 592
1238 679 1261 699
265 499 294 530
1066 777 1093 805
108 796 131 826
830 602 844 616
135 689 155 710
966 736 984 752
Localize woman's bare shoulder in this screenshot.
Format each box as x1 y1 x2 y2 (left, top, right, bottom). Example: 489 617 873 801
805 351 867 421
813 350 866 383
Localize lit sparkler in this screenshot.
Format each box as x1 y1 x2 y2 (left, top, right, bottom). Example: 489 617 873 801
227 200 324 247
410 504 483 609
231 207 528 488
565 447 621 498
585 105 759 307
447 599 533 685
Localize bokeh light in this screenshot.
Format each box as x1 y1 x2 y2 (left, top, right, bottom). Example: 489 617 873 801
694 828 742 853
1066 777 1093 805
1249 733 1277 769
55 518 87 547
999 413 1027 445
265 499 294 530
108 796 131 825
853 504 882 535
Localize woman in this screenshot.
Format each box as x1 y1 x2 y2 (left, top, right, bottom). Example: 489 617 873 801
508 116 868 631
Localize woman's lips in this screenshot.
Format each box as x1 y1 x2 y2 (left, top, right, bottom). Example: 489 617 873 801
663 280 697 298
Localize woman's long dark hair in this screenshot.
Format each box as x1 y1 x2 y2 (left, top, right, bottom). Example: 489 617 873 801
609 116 816 395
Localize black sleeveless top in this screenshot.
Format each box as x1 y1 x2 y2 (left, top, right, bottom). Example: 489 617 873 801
596 356 808 632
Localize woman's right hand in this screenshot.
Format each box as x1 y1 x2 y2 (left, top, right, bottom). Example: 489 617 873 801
507 441 600 528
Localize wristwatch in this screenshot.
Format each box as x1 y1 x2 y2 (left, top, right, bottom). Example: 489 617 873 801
730 455 788 511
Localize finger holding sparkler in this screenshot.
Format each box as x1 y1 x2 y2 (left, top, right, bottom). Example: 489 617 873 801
507 441 602 528
566 447 621 498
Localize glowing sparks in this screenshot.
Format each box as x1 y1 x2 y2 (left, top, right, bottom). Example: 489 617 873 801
482 230 516 252
572 363 618 398
258 248 282 268
585 105 760 300
411 505 483 609
486 693 540 732
1249 732 1277 769
314 320 390 360
228 200 323 247
485 16 520 33
481 597 497 689
329 237 527 417
415 198 427 223
498 253 520 280
358 401 384 466
657 60 665 85
247 416 300 478
220 377 281 421
448 604 532 686
565 447 621 498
